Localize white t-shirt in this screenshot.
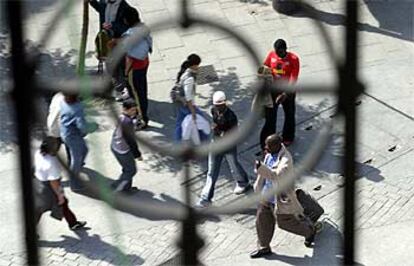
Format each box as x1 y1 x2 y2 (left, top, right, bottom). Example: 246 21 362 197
34 151 62 182
180 69 196 102
47 92 64 138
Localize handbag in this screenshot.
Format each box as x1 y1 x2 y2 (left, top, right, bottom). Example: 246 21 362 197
170 83 185 104
95 30 112 60
295 188 324 223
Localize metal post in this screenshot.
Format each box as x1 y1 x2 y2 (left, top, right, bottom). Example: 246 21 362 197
6 1 39 265
180 160 203 265
343 0 359 264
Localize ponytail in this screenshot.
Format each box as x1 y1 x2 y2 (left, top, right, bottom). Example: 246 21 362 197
176 53 201 83
176 60 191 83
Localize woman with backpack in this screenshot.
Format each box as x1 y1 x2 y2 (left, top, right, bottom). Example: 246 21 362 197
174 54 209 142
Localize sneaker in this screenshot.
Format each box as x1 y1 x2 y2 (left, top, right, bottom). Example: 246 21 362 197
195 200 211 209
233 184 253 195
70 221 87 231
304 232 315 247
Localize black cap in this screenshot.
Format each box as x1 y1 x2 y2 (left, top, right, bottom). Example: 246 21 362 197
274 39 287 50
122 98 137 109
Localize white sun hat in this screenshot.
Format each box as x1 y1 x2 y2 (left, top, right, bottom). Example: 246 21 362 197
212 90 226 105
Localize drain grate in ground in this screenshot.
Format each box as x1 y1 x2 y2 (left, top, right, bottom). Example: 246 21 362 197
196 65 219 85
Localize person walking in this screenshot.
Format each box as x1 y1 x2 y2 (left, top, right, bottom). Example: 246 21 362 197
33 137 87 231
174 54 207 142
111 99 142 192
197 91 252 207
260 39 299 150
250 134 315 258
123 7 152 127
60 93 88 192
47 92 72 164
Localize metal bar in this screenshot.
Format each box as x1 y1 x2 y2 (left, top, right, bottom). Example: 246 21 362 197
181 161 201 265
6 1 39 265
343 0 359 264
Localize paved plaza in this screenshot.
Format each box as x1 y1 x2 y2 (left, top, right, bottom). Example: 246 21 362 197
0 0 414 265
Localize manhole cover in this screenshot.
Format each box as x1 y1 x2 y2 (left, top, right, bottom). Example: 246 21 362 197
196 65 219 85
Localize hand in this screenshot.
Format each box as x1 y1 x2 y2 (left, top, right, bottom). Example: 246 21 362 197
275 93 287 104
57 194 65 205
136 156 143 161
103 22 112 30
255 160 262 170
107 39 118 49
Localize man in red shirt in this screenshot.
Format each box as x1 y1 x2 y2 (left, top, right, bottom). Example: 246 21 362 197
260 39 299 149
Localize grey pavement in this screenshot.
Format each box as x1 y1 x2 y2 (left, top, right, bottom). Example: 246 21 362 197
1 0 414 265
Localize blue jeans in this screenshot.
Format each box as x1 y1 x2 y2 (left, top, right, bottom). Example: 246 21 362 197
63 134 88 191
200 147 250 203
111 148 137 191
174 105 209 142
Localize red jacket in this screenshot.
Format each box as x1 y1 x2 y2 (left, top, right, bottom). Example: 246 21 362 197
263 51 300 83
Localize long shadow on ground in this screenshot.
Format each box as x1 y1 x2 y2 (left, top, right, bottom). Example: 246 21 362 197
39 229 144 265
273 0 414 42
265 219 365 265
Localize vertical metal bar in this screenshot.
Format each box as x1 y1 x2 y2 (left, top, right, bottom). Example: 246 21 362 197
180 0 189 21
181 160 200 265
6 1 39 265
343 0 359 264
180 0 191 28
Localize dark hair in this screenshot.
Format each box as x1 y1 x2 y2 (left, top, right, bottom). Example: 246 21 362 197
274 39 287 51
40 137 58 155
63 92 79 104
265 133 283 147
176 54 201 83
124 7 140 26
122 98 137 109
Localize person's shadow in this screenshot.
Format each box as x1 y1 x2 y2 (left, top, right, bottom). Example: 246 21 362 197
39 229 145 265
273 0 414 42
75 167 221 222
265 219 365 265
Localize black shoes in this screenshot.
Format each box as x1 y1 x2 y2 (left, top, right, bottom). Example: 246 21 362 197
250 247 272 259
304 233 315 247
70 221 87 231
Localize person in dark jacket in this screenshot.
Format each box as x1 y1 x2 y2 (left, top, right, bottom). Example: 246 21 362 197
89 0 133 86
111 99 142 192
34 137 87 231
89 0 131 38
197 91 252 207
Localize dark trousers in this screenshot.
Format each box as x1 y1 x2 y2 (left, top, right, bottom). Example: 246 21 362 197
276 214 314 239
61 199 77 227
256 203 314 248
256 203 276 248
260 93 296 149
130 66 149 124
111 148 137 191
35 198 77 228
